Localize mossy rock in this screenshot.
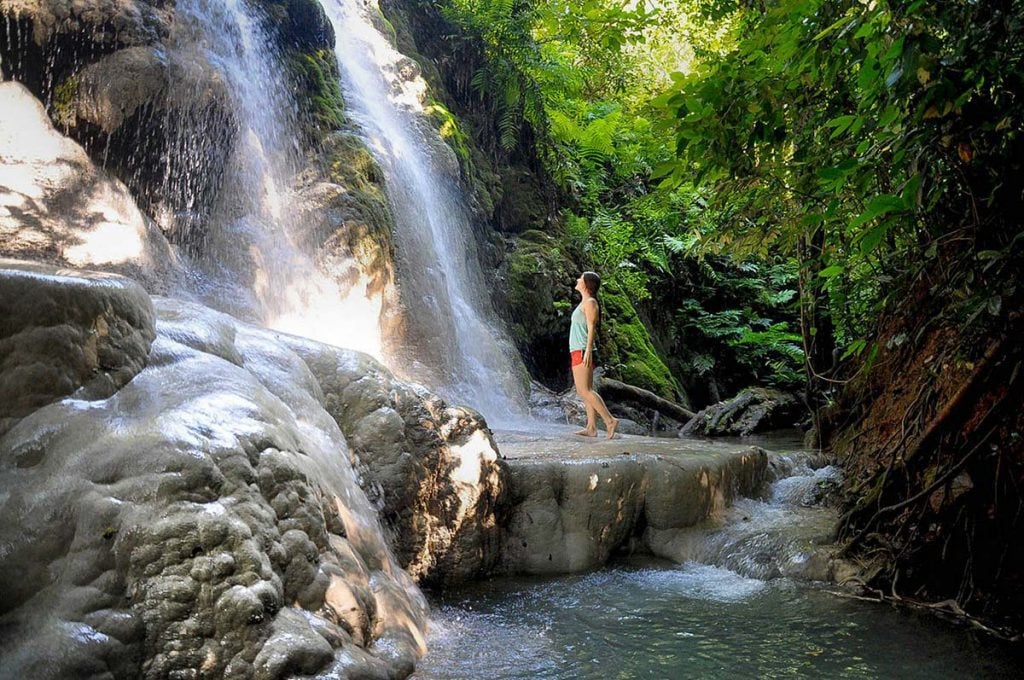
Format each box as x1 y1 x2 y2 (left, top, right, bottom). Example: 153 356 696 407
503 230 576 385
256 0 335 52
496 165 549 233
322 132 384 194
295 132 396 296
286 49 346 140
599 290 682 401
51 74 80 128
313 132 393 249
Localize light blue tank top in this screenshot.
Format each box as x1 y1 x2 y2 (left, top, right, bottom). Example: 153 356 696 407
569 302 589 351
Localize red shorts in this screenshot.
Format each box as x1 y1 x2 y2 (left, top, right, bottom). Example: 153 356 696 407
570 350 588 367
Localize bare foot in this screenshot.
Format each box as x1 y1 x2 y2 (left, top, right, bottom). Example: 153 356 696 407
574 428 598 437
606 418 619 439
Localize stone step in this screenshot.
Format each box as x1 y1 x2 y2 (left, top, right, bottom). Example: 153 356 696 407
493 430 768 575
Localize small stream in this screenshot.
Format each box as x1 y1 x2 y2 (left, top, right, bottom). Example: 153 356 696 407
413 436 1021 678
413 561 1019 678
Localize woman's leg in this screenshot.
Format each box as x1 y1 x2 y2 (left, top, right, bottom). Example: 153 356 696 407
584 364 618 438
573 363 618 438
572 362 597 436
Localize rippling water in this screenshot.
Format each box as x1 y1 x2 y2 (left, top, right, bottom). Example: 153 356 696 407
413 560 1020 678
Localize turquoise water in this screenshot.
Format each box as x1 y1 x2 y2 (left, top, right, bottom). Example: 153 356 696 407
413 561 1021 678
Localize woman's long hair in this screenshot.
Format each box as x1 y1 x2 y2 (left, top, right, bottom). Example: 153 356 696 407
582 271 601 324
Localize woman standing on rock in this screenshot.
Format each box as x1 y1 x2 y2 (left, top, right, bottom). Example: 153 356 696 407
570 271 618 438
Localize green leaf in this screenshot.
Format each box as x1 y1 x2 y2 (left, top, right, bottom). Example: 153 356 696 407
850 195 904 228
841 338 867 360
818 265 844 278
859 220 892 255
900 175 923 208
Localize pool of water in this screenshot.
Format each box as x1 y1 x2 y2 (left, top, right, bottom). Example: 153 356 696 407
412 561 1020 678
412 440 1019 678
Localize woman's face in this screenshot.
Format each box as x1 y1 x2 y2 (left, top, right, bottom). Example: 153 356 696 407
575 274 586 294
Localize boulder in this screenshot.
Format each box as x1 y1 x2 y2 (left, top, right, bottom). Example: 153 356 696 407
291 132 397 316
680 387 805 437
496 436 768 574
280 335 509 585
0 260 156 436
0 270 429 679
52 46 168 133
0 81 180 289
260 0 336 52
0 1 168 58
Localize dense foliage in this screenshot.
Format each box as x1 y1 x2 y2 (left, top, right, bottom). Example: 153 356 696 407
658 0 1023 398
652 0 1024 627
430 0 806 398
428 0 1022 405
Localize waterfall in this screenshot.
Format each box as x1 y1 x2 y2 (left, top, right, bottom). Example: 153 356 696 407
320 0 530 425
161 0 386 359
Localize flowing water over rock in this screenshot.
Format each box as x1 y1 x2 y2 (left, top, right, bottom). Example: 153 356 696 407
320 0 529 423
158 0 387 357
413 447 1021 678
0 262 434 678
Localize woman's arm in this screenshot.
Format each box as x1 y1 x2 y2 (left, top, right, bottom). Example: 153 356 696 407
583 298 599 367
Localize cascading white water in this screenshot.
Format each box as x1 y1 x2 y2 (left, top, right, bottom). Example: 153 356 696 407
163 0 387 359
320 0 530 424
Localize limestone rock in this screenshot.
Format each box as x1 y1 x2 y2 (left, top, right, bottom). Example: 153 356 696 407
503 230 577 386
0 0 169 53
499 456 646 573
0 273 427 678
680 387 804 437
0 259 156 436
280 335 509 585
497 442 768 575
0 81 180 289
54 46 168 133
291 133 397 325
261 0 336 52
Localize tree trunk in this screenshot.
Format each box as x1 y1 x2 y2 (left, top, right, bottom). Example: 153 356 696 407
597 377 695 423
798 226 836 445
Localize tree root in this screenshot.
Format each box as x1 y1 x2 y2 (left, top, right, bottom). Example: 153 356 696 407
824 587 1023 642
839 330 1018 550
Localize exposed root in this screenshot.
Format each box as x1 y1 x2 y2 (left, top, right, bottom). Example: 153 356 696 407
824 587 1023 642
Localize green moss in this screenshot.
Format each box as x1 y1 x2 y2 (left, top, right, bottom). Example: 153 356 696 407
425 99 472 166
495 165 548 233
599 290 681 401
287 49 346 139
506 230 575 348
371 6 399 47
324 133 384 192
316 132 393 241
309 132 397 297
52 75 79 128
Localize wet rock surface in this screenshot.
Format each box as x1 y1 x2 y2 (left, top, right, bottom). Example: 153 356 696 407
493 430 768 574
0 260 156 436
680 387 805 437
0 81 180 289
279 334 508 586
0 269 430 679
